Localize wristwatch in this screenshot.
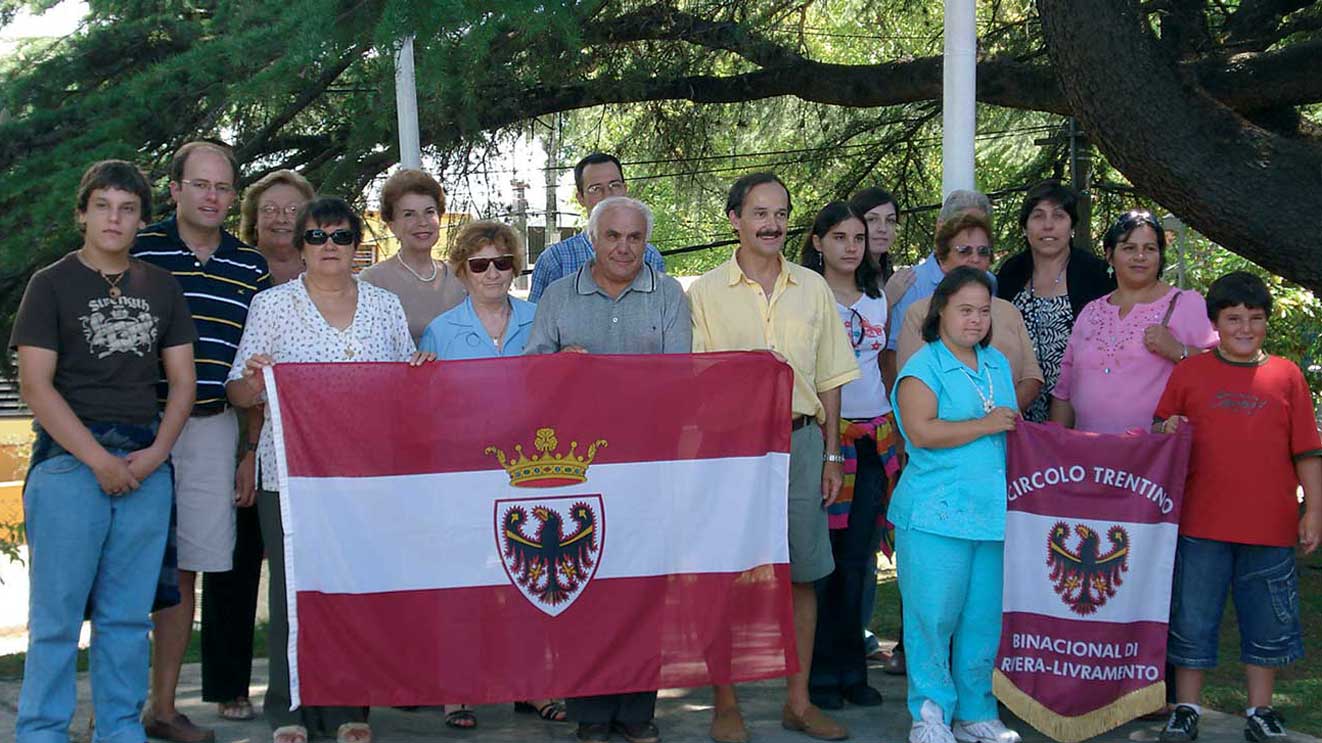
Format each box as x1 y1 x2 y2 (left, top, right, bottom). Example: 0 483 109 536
823 452 845 464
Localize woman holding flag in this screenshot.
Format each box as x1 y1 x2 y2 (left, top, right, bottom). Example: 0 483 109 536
889 267 1021 743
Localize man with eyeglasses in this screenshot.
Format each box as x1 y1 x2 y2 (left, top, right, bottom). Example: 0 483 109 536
527 152 666 303
133 140 270 743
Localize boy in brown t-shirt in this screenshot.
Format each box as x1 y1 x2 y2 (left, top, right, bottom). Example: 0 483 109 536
10 161 196 743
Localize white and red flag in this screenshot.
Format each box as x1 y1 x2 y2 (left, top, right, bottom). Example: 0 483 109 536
263 352 797 708
993 421 1193 742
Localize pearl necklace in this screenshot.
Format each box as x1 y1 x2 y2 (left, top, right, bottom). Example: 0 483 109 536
958 364 996 414
396 252 438 282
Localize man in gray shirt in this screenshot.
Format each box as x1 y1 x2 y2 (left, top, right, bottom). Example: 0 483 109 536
525 196 690 356
522 196 688 743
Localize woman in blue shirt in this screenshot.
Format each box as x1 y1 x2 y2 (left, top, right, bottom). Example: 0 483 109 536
417 221 558 729
890 267 1021 743
420 221 536 361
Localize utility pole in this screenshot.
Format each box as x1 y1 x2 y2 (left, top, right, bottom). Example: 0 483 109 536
543 116 559 264
942 0 977 197
1068 117 1093 252
511 179 530 290
394 36 421 169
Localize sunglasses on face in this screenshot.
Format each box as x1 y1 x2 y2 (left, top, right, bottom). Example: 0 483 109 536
304 229 355 246
467 255 515 274
953 244 993 258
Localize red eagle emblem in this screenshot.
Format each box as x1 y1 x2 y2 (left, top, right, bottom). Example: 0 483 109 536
496 495 603 616
1046 522 1130 615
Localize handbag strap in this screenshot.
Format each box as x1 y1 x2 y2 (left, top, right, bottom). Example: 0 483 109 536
1160 289 1182 327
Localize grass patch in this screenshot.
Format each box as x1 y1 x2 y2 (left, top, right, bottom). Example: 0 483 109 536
869 551 1322 737
0 621 269 681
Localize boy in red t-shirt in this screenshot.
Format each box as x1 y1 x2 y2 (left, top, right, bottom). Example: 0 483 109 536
1153 271 1321 743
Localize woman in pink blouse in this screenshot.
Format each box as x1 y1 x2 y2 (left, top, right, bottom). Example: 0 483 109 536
1049 210 1217 434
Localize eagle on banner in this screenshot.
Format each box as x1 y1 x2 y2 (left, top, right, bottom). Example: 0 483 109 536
1046 522 1130 615
502 502 598 605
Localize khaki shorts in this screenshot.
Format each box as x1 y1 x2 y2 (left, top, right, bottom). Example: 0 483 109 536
787 423 833 583
172 408 239 572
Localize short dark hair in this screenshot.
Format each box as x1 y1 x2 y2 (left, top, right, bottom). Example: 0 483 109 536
1017 179 1079 230
726 172 792 218
1206 271 1273 321
920 266 994 347
294 197 363 251
848 187 898 282
169 140 239 185
1102 209 1167 274
75 160 152 228
573 153 624 196
799 201 879 298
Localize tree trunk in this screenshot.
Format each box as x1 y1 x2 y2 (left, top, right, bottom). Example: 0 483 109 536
1038 0 1322 292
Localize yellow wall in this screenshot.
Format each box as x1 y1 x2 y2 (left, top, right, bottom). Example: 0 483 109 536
0 417 31 527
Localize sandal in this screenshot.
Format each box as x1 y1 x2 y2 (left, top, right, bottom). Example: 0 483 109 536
444 705 477 730
515 699 568 722
273 725 308 743
335 722 371 743
218 698 257 721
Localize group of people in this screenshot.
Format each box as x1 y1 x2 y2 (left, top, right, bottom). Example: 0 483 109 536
11 140 1319 743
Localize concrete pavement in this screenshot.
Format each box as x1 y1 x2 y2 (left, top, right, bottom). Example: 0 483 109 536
0 656 1312 743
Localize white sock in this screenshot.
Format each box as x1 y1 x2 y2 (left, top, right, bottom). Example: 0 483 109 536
1246 707 1259 717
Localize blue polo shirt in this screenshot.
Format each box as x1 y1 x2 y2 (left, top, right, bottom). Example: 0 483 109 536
888 340 1017 540
133 216 270 414
419 295 537 359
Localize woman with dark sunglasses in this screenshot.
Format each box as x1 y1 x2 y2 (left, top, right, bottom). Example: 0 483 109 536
1049 209 1217 434
418 220 538 363
799 202 900 711
225 197 433 743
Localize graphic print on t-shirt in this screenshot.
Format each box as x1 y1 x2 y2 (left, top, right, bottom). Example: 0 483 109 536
1212 391 1267 415
845 310 885 358
80 295 159 358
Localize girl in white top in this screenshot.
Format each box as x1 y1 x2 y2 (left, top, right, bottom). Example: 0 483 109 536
799 201 902 709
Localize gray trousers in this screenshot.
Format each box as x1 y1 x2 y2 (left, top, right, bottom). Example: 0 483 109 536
566 692 658 725
257 490 368 732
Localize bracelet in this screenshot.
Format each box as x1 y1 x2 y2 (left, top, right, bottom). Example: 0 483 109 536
245 441 259 452
1179 344 1188 361
823 452 845 464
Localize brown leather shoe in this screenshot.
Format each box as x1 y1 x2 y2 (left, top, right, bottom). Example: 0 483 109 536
781 704 849 741
710 707 749 743
143 713 216 743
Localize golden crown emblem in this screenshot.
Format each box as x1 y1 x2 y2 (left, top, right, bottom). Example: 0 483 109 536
485 427 608 488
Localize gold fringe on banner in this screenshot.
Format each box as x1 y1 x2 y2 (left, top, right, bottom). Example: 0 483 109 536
993 670 1165 743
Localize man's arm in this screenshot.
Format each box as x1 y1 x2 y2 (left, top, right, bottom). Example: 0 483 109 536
127 342 196 482
1297 456 1321 554
522 288 562 355
659 279 693 353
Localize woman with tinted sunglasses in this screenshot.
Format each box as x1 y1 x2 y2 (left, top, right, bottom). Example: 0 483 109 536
799 202 900 711
416 221 562 730
225 197 433 743
419 221 537 363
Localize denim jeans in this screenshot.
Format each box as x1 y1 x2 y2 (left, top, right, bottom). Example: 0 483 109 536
17 451 172 743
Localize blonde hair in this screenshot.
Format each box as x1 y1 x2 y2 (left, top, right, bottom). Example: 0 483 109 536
448 220 524 277
238 169 315 246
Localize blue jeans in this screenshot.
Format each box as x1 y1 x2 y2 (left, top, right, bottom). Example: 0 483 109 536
17 452 172 743
1167 536 1304 669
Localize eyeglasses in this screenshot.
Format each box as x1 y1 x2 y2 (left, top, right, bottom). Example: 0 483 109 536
467 255 516 274
584 181 627 197
846 307 866 349
260 204 302 217
953 244 993 258
303 229 355 246
180 179 236 197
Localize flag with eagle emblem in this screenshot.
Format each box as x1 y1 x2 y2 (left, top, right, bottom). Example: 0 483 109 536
262 352 798 708
993 421 1193 743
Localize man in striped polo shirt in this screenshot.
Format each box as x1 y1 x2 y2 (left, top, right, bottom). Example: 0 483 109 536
133 141 270 743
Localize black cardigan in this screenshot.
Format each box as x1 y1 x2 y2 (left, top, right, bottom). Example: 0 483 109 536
995 246 1116 319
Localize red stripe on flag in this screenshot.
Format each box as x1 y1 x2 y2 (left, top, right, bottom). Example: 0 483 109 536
294 565 797 706
273 352 794 478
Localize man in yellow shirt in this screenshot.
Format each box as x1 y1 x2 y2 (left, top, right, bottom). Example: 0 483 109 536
689 173 860 743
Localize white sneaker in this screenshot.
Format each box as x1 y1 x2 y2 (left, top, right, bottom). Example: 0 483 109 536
910 701 957 743
953 719 1022 743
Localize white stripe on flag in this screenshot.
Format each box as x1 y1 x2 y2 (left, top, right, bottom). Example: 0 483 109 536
1002 511 1177 624
285 455 791 595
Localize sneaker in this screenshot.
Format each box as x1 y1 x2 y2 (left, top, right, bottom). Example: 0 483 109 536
1245 707 1288 742
1159 705 1201 742
910 701 956 743
953 719 1022 743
